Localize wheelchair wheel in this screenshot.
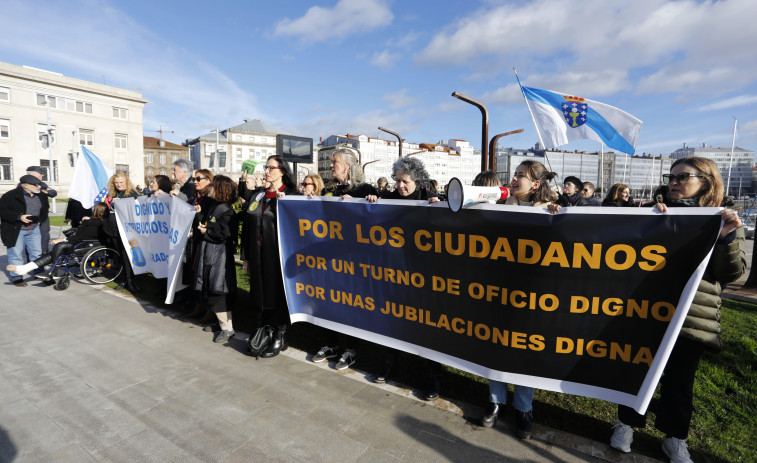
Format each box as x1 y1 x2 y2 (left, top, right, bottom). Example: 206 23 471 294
54 275 70 291
80 246 123 284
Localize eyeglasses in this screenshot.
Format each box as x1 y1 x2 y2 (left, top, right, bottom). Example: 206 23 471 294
662 173 706 184
581 188 591 192
301 182 314 187
264 165 281 171
191 176 209 182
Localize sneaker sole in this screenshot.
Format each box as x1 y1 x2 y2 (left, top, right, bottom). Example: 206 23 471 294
312 355 337 363
335 363 354 371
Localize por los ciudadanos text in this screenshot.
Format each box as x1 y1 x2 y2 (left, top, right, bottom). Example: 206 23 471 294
277 196 721 413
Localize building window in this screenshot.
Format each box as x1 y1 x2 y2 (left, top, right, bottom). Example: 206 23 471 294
147 167 154 176
0 119 9 139
116 164 130 176
236 148 243 158
114 133 127 150
79 129 94 147
112 107 128 119
36 94 56 108
159 154 166 164
0 157 12 181
160 168 167 175
0 87 8 103
39 159 58 182
37 123 56 146
172 154 178 163
146 152 154 163
262 138 267 143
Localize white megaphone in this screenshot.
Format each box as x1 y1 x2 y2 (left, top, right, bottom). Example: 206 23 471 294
446 177 510 212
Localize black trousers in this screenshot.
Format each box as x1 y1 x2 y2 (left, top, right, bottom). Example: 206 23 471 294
618 336 705 439
33 241 73 269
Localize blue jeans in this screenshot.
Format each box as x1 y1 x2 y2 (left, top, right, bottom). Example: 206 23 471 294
489 380 534 413
7 226 42 281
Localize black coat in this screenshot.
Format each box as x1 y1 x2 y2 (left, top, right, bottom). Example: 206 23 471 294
68 218 108 245
241 186 298 315
193 198 237 296
322 181 378 198
0 186 50 246
556 192 590 207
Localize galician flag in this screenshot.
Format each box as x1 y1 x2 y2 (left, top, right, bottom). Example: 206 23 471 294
521 86 642 154
68 146 114 209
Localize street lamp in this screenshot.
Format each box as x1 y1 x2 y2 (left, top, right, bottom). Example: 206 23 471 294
452 91 489 172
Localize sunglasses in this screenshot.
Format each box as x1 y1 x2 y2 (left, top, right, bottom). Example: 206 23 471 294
581 188 591 192
301 182 314 187
191 176 209 182
662 173 706 184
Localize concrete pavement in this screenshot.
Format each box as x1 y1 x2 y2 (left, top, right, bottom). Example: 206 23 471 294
0 247 661 463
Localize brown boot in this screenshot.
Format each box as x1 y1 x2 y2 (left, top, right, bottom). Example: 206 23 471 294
183 303 205 319
197 310 216 324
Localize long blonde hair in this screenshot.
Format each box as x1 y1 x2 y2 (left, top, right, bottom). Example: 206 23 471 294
107 172 137 197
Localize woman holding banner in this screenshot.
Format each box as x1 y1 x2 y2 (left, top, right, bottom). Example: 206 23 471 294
241 155 299 358
482 159 558 439
610 157 745 462
193 175 238 343
311 149 378 370
102 172 141 292
365 157 444 400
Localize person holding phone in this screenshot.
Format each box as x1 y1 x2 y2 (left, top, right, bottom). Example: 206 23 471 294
0 175 48 286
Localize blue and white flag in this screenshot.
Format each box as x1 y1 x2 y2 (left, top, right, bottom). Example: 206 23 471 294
521 86 642 154
68 146 114 209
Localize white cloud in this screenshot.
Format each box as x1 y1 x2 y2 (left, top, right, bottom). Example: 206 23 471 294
741 119 757 134
415 0 757 96
371 50 401 69
697 95 757 112
273 0 393 44
0 0 262 142
382 89 419 110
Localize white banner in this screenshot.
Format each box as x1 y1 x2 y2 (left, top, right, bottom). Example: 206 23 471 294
113 195 195 303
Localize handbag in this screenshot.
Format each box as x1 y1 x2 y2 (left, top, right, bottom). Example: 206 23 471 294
246 325 273 359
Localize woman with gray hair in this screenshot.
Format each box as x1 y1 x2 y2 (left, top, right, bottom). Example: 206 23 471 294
366 156 439 203
322 148 378 199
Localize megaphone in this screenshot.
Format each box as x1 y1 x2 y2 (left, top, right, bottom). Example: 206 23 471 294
446 177 510 212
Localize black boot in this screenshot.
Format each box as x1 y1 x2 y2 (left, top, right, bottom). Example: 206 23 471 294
261 328 285 358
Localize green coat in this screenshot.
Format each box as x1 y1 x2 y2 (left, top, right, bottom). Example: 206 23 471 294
681 226 746 352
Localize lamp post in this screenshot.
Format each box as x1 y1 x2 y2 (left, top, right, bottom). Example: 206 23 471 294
452 91 488 173
488 129 524 172
210 129 220 174
378 127 403 158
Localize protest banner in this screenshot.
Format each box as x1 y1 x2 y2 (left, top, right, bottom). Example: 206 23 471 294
114 195 195 304
277 197 722 413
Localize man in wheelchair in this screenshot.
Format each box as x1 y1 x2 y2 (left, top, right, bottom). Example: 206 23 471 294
6 203 111 284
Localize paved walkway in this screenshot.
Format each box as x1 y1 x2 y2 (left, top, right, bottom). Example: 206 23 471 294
0 247 667 463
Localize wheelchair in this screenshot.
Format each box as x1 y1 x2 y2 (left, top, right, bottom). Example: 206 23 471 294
47 240 124 291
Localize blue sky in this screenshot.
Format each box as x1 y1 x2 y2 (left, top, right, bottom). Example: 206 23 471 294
2 0 755 157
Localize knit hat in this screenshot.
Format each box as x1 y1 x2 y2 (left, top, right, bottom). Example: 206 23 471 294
563 176 582 189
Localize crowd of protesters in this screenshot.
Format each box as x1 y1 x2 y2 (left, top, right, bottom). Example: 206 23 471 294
1 154 744 463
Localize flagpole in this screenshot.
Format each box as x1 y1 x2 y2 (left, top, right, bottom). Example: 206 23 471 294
514 68 546 151
726 117 737 197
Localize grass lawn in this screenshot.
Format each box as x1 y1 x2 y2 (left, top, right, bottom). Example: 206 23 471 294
121 265 757 462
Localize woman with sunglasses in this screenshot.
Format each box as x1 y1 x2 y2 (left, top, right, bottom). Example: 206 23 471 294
193 175 238 343
241 155 299 358
300 174 324 196
181 170 215 318
610 156 745 462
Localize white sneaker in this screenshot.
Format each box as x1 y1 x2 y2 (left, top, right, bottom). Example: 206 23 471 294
662 437 693 463
610 421 633 453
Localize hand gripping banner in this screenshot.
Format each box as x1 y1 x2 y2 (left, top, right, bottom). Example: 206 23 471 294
277 197 722 413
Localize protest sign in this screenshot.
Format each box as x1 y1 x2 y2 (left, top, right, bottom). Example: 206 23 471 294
114 195 195 303
277 197 721 413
